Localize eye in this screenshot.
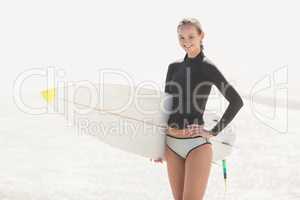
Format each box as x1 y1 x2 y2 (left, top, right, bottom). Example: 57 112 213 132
180 36 185 40
189 36 194 40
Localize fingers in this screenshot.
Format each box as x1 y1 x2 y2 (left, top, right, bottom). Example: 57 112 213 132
150 158 164 164
169 124 206 137
186 125 214 138
186 124 204 136
186 129 199 136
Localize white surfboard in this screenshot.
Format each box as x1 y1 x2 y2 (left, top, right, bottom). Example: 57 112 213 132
41 82 236 162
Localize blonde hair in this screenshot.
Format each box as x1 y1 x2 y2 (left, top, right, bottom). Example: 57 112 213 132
177 18 204 50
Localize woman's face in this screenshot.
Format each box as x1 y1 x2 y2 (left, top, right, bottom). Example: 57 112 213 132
177 24 204 55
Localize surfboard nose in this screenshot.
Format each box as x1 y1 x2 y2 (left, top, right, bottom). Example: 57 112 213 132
41 88 56 103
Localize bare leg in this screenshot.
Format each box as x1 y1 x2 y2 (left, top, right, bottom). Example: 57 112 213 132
165 145 186 200
183 144 212 200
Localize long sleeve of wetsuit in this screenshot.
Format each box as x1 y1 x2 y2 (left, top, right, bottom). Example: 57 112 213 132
206 64 244 136
164 64 175 94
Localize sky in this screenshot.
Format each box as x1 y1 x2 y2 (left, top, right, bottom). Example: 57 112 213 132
0 0 299 100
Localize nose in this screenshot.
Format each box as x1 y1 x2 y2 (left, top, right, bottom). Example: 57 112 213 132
183 41 191 46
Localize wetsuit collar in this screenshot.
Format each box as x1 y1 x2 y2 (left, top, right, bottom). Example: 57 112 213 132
184 50 205 64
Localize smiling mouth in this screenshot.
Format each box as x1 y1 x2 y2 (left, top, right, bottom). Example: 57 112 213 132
184 45 193 49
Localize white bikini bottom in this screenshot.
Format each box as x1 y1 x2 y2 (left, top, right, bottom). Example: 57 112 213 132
166 134 211 159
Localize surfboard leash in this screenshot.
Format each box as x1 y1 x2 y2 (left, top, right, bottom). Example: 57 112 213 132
222 159 228 192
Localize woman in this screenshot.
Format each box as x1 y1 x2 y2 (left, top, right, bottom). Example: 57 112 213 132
152 18 244 200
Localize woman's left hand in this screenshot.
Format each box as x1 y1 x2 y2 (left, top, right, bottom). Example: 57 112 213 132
186 124 215 139
150 157 164 164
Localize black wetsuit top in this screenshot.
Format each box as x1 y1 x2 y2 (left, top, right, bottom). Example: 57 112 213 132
164 50 244 136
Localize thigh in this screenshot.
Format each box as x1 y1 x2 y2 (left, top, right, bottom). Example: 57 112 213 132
165 145 186 200
183 144 212 200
